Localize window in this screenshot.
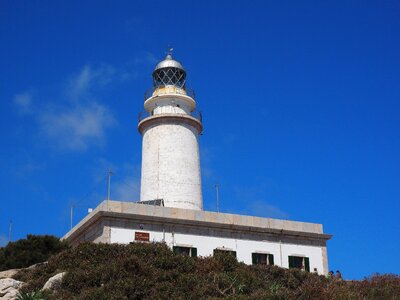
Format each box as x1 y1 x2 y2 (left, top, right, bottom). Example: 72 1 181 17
288 256 310 272
173 246 197 257
252 253 274 265
213 249 237 258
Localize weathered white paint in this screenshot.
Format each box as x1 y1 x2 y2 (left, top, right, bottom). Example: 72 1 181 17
110 227 325 275
140 91 203 210
144 93 195 115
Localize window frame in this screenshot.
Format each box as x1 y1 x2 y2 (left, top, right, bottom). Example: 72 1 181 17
173 246 197 257
288 255 310 272
251 252 274 265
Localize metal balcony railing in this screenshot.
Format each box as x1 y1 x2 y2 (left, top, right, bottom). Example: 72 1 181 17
144 86 196 101
138 110 202 123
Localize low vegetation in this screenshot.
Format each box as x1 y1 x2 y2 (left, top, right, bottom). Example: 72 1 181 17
13 242 400 299
0 235 69 271
16 290 48 300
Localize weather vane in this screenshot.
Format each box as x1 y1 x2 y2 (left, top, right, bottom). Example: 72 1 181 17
167 45 174 56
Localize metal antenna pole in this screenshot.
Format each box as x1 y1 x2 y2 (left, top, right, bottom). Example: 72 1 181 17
8 220 12 242
107 169 114 200
107 169 113 210
70 204 74 230
215 183 220 213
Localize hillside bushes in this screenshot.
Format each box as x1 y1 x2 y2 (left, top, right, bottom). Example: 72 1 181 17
14 242 400 299
0 235 69 271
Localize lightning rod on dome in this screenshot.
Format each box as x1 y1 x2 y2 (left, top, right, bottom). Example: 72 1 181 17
167 46 173 56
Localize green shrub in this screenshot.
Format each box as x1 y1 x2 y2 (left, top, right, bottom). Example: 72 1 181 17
0 235 69 271
13 242 400 299
16 290 47 300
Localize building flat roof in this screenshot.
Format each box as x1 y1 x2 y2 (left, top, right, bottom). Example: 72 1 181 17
63 200 332 243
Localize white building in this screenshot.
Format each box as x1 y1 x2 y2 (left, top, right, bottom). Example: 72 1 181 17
64 52 331 275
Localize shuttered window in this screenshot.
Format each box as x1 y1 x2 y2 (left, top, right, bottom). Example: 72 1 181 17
269 254 274 265
173 246 197 257
191 247 197 258
304 257 310 272
288 255 310 272
252 253 274 265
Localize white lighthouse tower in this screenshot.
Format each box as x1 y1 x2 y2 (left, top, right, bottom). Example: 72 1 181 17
138 52 203 210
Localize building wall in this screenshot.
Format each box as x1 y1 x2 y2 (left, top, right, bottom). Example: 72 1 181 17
64 201 330 275
140 122 203 210
109 224 326 275
67 219 110 246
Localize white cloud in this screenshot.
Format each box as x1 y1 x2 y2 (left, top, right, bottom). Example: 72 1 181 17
247 200 289 219
200 145 218 181
69 65 92 99
14 53 157 153
88 159 141 201
12 68 118 152
112 176 140 201
39 102 116 151
13 92 33 114
231 184 289 219
67 64 117 100
67 54 157 101
131 51 158 65
110 162 141 201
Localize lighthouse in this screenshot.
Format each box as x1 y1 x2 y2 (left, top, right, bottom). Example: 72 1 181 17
65 51 331 275
138 52 203 210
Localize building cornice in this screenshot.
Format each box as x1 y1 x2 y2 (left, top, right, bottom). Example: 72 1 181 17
63 201 332 244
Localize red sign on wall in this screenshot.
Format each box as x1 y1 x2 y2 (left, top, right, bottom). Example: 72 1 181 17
135 231 150 241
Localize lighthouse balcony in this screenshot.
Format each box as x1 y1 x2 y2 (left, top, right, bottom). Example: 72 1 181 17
144 86 196 101
138 109 202 123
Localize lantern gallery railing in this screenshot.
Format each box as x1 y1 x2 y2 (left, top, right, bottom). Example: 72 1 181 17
138 110 202 123
144 86 196 101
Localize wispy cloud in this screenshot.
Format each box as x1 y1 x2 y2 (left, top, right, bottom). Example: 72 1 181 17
14 53 157 153
222 132 238 144
230 184 289 219
67 53 157 101
200 145 218 181
39 102 116 151
112 176 140 201
68 65 92 99
131 51 158 65
67 64 118 100
247 200 289 219
13 92 33 114
111 161 141 201
89 158 141 201
14 159 44 179
13 64 123 152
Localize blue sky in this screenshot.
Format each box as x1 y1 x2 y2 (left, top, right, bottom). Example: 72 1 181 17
1 0 399 279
